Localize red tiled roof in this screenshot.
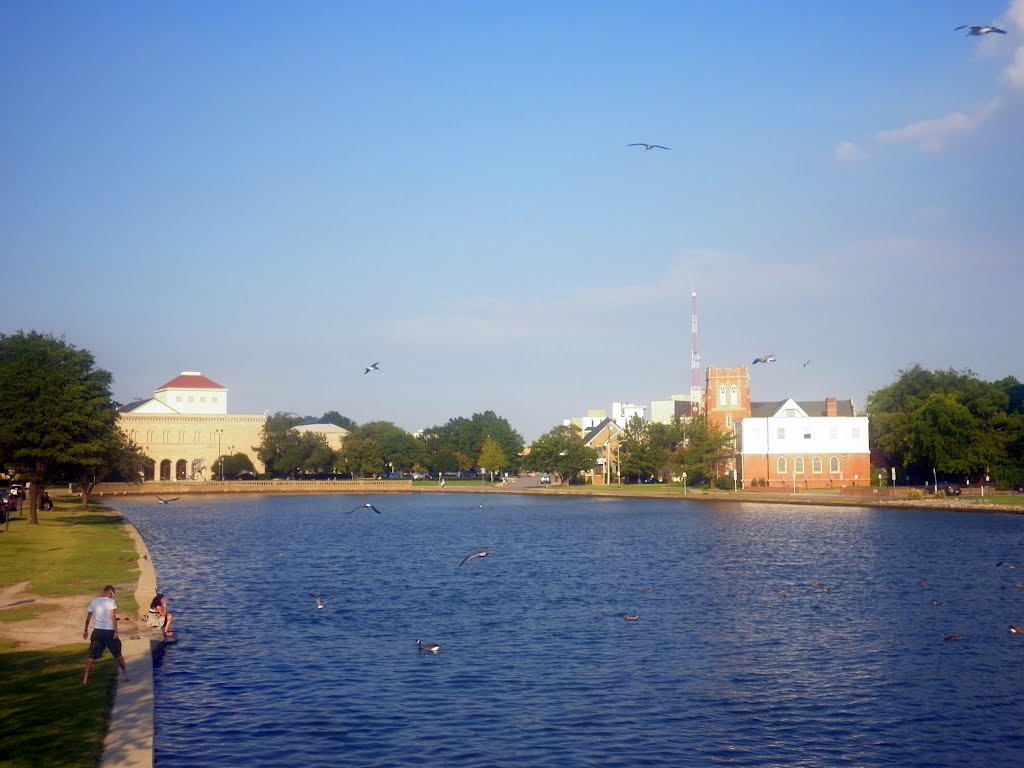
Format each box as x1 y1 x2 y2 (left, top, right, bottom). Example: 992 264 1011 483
155 372 226 391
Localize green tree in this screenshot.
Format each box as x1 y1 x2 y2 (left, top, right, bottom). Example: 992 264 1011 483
678 416 735 486
350 422 423 473
421 411 524 474
0 331 125 524
210 452 257 480
867 364 1023 485
524 424 597 485
338 435 385 478
618 415 668 483
73 431 150 509
478 436 508 482
255 412 306 477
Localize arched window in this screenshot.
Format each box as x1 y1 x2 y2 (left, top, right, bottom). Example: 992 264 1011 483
776 456 787 474
830 456 840 473
730 385 738 406
794 457 804 473
718 385 726 406
812 456 823 473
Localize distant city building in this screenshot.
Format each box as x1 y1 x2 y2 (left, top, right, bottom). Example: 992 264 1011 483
118 371 266 481
650 394 696 425
704 364 870 489
294 419 349 451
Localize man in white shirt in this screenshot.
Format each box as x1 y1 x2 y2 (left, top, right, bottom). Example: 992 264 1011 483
82 585 130 684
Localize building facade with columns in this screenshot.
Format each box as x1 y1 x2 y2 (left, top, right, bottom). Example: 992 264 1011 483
118 372 267 481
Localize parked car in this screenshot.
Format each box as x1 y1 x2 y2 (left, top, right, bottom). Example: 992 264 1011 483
1 491 17 513
540 474 551 485
943 484 962 497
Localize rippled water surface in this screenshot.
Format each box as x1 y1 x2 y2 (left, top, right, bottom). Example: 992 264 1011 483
110 493 1024 767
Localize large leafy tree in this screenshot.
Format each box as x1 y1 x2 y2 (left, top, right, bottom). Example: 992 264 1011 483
420 411 524 474
524 424 597 484
338 435 385 478
618 415 668 483
255 412 305 477
867 365 1024 485
73 430 150 509
351 421 423 472
210 452 258 480
0 331 125 523
677 416 735 485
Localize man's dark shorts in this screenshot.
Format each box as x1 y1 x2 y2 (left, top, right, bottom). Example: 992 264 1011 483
88 628 122 659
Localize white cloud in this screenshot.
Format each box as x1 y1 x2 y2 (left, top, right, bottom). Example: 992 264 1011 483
1005 46 1024 88
1007 0 1024 30
875 97 1001 152
834 140 869 163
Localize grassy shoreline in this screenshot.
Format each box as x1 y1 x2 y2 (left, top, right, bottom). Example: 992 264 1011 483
0 495 138 768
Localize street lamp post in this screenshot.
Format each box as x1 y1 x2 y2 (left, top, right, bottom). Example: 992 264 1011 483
616 441 621 488
215 429 223 482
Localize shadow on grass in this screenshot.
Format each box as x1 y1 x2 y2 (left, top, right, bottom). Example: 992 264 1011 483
0 644 115 768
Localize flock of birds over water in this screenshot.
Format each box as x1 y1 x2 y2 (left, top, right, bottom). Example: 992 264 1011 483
306 500 657 653
152 491 1024 650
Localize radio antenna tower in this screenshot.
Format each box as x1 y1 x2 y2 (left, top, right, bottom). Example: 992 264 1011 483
690 288 701 415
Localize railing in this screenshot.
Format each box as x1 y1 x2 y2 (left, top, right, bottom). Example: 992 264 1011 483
89 479 414 496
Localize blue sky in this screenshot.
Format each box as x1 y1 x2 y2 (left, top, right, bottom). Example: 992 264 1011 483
3 1 1022 441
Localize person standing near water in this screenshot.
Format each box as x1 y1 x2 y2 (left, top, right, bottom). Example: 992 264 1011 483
82 585 129 684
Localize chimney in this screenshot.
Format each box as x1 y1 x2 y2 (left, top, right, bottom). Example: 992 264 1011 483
825 397 838 417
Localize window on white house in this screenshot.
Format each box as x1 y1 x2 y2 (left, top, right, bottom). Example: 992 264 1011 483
777 427 785 439
852 427 860 439
830 426 838 439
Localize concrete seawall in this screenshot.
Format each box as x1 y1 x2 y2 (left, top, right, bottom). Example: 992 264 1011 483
100 523 158 768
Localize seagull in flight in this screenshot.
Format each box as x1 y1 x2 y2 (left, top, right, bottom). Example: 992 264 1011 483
803 360 812 368
309 593 326 609
155 496 179 504
459 549 495 567
364 362 381 375
628 143 671 151
347 503 382 514
955 24 1007 36
997 561 1017 570
752 354 777 365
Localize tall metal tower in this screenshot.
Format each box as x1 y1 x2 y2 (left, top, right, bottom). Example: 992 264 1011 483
690 289 701 415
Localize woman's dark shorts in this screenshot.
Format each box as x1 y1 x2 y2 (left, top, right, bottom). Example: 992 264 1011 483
88 628 122 659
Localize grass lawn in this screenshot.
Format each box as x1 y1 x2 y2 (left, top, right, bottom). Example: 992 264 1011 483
0 493 138 768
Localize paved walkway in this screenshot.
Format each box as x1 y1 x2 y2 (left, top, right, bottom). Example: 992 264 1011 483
100 524 159 768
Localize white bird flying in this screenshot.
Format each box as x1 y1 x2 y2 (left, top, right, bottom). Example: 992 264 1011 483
459 549 495 567
155 496 179 504
309 593 326 609
364 362 381 374
347 503 382 514
955 24 1007 36
752 355 777 365
628 143 671 151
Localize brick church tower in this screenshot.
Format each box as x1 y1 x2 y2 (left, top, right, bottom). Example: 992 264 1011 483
704 365 751 433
